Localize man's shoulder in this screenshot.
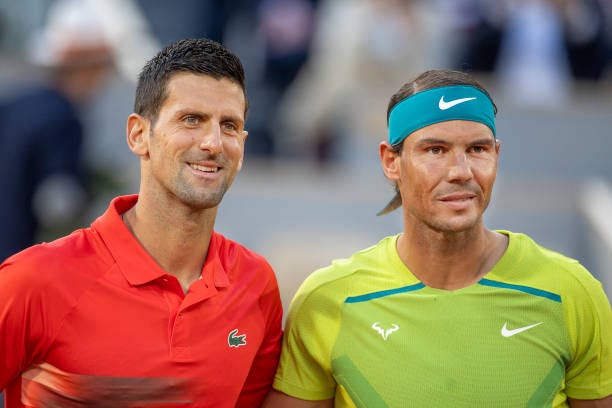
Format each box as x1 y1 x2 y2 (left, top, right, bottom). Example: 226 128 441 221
291 236 399 305
213 231 271 267
0 227 110 290
211 231 279 287
503 230 586 273
498 230 603 299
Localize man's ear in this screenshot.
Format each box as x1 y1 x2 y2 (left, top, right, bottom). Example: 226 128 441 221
379 141 401 182
236 130 248 172
495 139 502 155
126 113 150 157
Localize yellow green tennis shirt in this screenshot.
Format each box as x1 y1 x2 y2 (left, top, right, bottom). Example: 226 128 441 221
273 231 612 407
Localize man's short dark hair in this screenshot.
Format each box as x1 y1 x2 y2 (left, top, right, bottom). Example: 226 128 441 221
134 38 247 123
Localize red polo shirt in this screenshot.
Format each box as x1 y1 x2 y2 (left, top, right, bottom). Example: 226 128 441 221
0 195 283 407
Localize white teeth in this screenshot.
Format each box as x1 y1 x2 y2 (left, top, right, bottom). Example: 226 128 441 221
190 164 218 172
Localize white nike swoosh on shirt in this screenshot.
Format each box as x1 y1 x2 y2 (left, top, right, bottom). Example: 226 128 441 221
501 322 543 337
438 96 477 110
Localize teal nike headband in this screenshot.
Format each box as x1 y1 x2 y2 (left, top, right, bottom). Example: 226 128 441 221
388 85 496 145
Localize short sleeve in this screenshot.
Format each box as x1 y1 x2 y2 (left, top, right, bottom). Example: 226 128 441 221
272 277 340 400
563 266 612 399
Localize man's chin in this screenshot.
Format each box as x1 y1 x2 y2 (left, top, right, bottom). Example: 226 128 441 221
429 215 482 235
176 191 226 211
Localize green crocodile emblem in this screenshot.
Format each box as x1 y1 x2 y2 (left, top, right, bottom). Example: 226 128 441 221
228 329 247 348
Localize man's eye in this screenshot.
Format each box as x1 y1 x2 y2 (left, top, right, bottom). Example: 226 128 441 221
470 146 485 153
429 146 443 154
222 122 238 132
184 115 199 125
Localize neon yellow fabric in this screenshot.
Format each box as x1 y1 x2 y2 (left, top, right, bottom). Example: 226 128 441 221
273 231 612 407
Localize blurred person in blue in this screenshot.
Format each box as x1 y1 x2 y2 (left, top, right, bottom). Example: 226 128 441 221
0 0 114 262
246 0 319 158
458 0 609 106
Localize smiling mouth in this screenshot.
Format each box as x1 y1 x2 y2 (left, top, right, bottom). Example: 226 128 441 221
189 163 219 173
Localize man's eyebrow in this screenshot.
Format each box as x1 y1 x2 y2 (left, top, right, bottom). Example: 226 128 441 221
470 137 496 146
220 114 244 124
414 136 495 146
173 109 244 125
414 137 450 146
175 108 207 118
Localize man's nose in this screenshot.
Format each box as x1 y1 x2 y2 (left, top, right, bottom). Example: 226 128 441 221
199 122 222 153
447 152 473 182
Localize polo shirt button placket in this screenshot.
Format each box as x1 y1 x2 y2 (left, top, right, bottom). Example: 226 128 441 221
171 308 191 360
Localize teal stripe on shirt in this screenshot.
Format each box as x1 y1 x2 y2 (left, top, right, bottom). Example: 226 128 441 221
345 283 426 303
479 278 562 302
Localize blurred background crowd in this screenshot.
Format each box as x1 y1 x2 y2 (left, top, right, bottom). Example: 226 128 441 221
0 3 610 398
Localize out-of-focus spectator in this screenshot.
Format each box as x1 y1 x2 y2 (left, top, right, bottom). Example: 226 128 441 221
458 0 609 106
133 0 230 46
244 0 319 158
561 0 609 79
0 0 114 262
272 0 453 165
496 0 574 106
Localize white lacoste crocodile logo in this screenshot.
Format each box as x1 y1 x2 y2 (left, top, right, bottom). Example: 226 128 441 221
371 322 399 340
501 322 543 338
438 96 477 110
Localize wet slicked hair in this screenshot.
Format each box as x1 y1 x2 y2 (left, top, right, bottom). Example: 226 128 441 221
134 38 247 123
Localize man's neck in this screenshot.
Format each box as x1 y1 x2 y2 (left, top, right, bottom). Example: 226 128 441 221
123 196 217 293
396 227 508 290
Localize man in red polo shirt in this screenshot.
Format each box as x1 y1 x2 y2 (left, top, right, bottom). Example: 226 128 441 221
0 37 282 407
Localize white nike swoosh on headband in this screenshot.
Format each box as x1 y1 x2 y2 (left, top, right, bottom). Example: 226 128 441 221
438 96 477 110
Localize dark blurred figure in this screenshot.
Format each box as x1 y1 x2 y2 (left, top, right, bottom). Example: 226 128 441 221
459 0 609 80
0 0 114 262
562 0 609 79
133 0 231 45
248 0 319 157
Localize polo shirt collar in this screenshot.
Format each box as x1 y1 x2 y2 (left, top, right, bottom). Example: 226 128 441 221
92 195 229 288
202 233 230 288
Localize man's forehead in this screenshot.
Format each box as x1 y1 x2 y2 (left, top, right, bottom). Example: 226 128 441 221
409 120 495 141
164 74 245 106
